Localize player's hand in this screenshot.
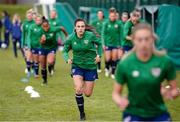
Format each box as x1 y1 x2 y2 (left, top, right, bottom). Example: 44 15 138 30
103 46 106 51
161 85 179 100
117 96 129 111
40 35 46 44
67 59 72 64
95 55 101 64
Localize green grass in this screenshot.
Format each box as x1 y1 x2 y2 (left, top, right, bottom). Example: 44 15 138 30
0 4 180 121
0 46 180 121
0 4 32 20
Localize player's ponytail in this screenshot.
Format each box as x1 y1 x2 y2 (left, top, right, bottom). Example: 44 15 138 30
42 16 49 24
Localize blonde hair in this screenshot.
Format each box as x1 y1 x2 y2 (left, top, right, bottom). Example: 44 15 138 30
12 13 21 24
123 23 166 60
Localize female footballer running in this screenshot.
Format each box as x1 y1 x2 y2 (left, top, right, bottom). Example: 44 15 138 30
21 10 34 77
27 15 43 78
39 17 67 85
102 8 122 79
63 18 102 121
113 23 179 121
91 10 105 73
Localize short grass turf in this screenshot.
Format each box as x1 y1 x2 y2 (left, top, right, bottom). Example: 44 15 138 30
0 46 180 121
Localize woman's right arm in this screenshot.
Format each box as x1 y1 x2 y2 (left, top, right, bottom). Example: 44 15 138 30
112 62 129 110
62 38 72 63
112 82 129 111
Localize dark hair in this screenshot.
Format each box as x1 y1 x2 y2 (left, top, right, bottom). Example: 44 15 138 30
2 10 9 17
42 16 49 24
74 18 99 37
109 7 116 13
134 8 141 13
97 10 105 19
74 18 86 26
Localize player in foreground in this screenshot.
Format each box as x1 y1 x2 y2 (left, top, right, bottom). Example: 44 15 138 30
63 18 102 121
112 23 179 121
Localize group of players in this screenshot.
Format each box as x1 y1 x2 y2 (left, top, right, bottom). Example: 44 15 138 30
20 9 67 85
2 6 179 122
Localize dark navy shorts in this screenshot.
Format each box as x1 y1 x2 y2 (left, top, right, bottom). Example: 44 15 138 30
71 67 98 81
123 112 171 122
39 48 56 56
123 46 133 52
105 46 118 51
31 48 40 55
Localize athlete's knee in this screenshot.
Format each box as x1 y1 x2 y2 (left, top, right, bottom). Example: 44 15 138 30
75 86 83 94
47 59 54 65
84 92 92 97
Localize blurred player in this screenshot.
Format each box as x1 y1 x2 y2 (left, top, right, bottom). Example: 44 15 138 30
39 17 67 85
1 10 12 48
49 10 67 74
27 15 43 78
91 10 105 73
113 23 179 122
102 8 122 79
122 11 139 53
21 9 34 77
11 13 22 58
63 18 102 121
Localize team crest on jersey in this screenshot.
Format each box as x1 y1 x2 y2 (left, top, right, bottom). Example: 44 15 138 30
34 28 37 31
132 70 139 77
84 40 89 44
97 22 100 25
114 24 118 28
26 25 28 28
108 24 111 28
151 68 161 77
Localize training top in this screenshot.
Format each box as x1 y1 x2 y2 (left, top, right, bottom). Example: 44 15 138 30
102 19 122 47
115 52 176 118
27 23 42 49
40 27 62 50
91 19 104 36
21 19 34 47
122 20 135 47
63 31 102 70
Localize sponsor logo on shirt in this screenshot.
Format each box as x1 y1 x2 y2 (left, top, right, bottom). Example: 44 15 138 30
132 70 139 77
53 22 56 25
151 68 161 77
114 24 118 28
50 33 53 37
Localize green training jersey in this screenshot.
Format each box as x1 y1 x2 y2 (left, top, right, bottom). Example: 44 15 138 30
115 52 176 118
102 20 122 47
40 27 62 50
21 19 34 47
122 20 134 47
63 31 102 70
91 19 104 35
49 18 66 43
27 23 42 49
49 18 62 27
